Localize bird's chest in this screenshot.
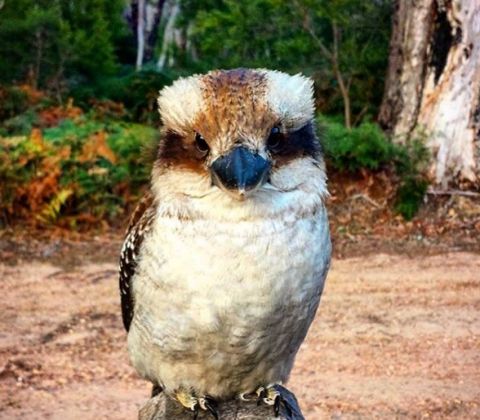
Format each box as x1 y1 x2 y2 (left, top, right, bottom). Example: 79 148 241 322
132 207 330 354
129 207 330 393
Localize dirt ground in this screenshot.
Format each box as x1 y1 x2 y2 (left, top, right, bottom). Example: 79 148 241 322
0 242 479 419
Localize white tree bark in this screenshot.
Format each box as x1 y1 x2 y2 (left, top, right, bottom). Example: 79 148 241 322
156 0 181 70
419 1 480 185
136 0 146 70
134 0 165 70
379 0 480 187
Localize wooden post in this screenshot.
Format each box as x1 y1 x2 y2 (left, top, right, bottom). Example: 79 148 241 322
138 385 305 420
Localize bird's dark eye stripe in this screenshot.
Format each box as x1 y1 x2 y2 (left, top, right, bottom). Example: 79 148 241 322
267 122 319 159
195 133 209 153
286 123 319 156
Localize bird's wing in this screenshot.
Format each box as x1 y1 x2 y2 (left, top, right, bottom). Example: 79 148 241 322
119 192 156 331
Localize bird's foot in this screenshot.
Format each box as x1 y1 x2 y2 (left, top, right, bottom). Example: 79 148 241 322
239 384 284 417
175 389 218 420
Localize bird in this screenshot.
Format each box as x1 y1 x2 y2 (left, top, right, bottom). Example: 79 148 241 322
119 68 331 418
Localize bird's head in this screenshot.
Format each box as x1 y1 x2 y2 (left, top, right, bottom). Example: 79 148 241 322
152 68 327 215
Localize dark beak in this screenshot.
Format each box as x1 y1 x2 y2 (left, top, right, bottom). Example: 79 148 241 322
210 146 271 194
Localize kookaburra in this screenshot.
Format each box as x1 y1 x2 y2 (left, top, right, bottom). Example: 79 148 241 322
119 68 331 417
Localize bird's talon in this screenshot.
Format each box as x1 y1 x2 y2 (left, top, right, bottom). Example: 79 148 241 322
256 387 267 406
243 385 282 413
240 385 282 415
239 391 255 401
198 397 207 411
176 390 218 419
255 386 265 398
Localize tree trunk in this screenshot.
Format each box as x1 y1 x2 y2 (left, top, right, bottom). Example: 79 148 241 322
135 0 145 70
156 0 181 70
138 385 304 420
131 0 166 70
33 29 43 89
379 0 480 187
144 0 166 62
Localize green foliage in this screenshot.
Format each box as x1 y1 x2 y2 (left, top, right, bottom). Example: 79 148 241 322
0 0 62 85
0 0 393 125
393 135 430 220
0 0 127 90
0 115 157 227
1 0 430 225
182 0 306 70
180 0 392 119
0 109 39 136
394 177 428 221
72 70 176 123
60 0 127 80
0 85 29 120
319 117 430 219
321 118 396 171
393 134 431 179
0 84 51 134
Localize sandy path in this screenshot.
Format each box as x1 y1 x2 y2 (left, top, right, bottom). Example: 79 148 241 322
0 252 479 419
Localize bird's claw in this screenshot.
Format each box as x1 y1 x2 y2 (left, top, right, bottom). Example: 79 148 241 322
239 384 283 417
256 385 279 406
199 396 219 420
176 390 218 420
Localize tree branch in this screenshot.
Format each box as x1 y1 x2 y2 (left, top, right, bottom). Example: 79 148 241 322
298 8 333 60
426 188 480 197
296 3 352 129
332 22 352 129
139 385 305 420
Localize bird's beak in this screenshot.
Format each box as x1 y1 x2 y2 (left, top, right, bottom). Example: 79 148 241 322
210 146 271 198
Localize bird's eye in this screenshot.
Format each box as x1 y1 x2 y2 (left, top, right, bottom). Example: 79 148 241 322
195 133 209 155
267 126 283 151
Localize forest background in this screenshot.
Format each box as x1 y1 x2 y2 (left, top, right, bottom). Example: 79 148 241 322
0 0 478 237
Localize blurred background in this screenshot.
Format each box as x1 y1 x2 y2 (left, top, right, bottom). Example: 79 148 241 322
0 0 479 419
0 0 478 232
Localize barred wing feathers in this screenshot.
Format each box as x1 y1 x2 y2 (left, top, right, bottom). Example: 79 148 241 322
119 192 156 331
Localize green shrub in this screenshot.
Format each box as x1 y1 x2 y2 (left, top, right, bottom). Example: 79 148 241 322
394 176 428 220
319 116 430 220
320 118 396 172
393 134 430 220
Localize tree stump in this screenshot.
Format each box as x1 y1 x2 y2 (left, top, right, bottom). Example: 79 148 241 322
138 385 305 420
